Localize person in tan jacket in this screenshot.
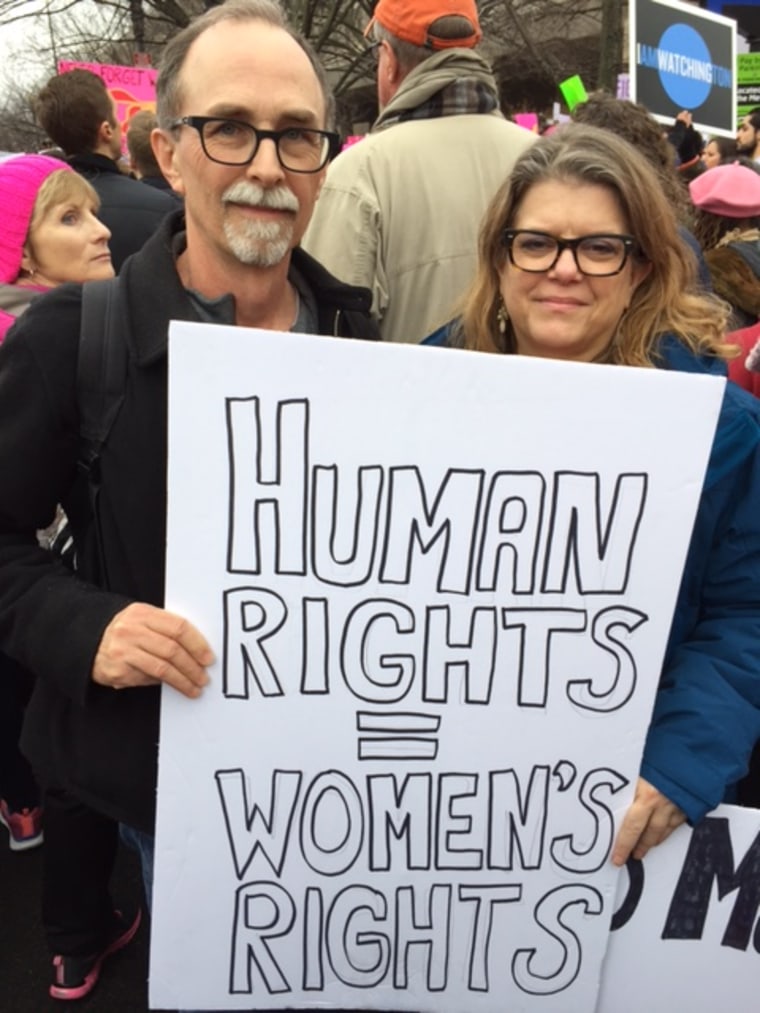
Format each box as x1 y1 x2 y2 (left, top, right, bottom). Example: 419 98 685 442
302 0 535 344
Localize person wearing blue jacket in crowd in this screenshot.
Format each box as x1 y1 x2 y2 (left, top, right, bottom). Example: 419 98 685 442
428 124 760 865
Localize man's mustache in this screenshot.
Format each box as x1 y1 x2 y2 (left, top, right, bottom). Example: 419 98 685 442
222 181 299 213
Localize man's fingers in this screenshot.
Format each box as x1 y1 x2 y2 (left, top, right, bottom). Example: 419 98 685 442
142 607 215 667
123 625 210 688
130 646 207 697
97 650 204 698
113 602 214 667
92 602 214 696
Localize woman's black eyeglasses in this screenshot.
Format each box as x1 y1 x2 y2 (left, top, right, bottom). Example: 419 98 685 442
502 229 640 277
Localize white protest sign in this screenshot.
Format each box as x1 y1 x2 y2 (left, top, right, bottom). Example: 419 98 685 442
598 804 760 1012
150 324 724 1011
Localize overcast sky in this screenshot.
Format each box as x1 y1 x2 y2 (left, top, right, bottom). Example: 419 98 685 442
0 1 110 88
0 5 52 85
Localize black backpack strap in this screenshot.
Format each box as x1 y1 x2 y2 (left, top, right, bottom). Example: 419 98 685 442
77 276 128 478
74 277 129 586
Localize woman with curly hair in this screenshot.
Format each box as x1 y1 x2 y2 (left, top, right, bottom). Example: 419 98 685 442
689 161 760 329
445 124 760 866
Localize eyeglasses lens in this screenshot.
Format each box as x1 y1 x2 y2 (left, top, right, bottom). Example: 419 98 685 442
510 232 629 276
200 120 330 172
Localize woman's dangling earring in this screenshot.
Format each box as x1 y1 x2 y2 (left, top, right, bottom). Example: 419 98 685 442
497 300 507 336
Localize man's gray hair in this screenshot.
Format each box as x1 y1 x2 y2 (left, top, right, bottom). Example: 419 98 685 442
371 14 478 74
156 0 335 129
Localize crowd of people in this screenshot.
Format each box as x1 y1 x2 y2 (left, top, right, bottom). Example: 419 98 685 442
1 0 760 1009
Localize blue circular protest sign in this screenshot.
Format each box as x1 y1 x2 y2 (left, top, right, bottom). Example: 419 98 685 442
634 0 735 145
657 24 712 108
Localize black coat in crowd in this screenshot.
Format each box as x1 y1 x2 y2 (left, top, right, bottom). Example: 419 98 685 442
68 152 178 270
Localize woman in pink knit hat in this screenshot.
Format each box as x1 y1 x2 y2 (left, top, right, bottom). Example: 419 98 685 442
0 153 113 341
0 154 114 857
689 161 760 331
689 161 760 398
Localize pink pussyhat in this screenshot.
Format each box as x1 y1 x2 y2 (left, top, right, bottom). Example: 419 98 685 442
0 153 72 283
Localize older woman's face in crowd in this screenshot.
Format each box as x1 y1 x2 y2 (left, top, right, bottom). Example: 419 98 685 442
22 195 113 288
499 180 651 362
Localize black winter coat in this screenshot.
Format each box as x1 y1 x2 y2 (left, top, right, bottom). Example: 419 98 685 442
69 152 178 271
0 212 378 831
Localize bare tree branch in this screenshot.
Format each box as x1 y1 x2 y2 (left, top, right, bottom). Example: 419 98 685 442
499 0 563 83
0 0 626 147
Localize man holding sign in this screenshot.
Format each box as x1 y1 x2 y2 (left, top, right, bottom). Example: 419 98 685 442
0 0 376 1001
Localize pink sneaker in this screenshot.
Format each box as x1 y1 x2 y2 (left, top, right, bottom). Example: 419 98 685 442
50 908 142 1001
0 798 44 851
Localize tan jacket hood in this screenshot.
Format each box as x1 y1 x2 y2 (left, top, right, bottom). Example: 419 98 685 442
374 49 498 132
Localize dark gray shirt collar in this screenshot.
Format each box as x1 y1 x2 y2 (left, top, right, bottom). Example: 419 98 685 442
172 229 317 332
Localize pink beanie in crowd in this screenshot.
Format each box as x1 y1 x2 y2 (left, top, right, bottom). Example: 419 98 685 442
689 162 760 218
0 154 72 283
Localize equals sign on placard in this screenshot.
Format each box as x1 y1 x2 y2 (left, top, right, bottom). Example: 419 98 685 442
356 711 441 761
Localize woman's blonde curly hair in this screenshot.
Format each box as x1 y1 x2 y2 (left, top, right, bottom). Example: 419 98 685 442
458 124 732 367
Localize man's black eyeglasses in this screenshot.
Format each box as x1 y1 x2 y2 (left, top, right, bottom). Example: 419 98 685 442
502 229 641 277
169 116 340 173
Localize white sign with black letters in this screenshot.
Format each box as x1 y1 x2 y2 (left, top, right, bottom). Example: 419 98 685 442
599 804 760 1012
150 324 723 1011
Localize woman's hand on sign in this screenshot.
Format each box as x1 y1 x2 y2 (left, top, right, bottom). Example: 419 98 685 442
92 601 214 697
611 776 687 866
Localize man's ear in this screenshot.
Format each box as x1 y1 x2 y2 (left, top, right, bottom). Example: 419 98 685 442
385 41 402 88
151 127 185 196
98 119 115 146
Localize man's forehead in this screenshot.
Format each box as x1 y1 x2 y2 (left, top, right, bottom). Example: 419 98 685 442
184 19 311 77
178 19 325 118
